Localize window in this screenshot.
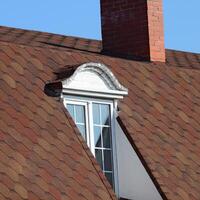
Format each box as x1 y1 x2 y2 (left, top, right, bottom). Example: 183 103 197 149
64 97 115 187
66 103 87 141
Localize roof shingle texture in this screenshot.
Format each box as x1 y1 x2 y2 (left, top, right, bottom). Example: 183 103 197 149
0 26 200 200
0 37 116 199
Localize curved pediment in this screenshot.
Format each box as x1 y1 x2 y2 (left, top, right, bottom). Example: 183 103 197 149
62 63 128 99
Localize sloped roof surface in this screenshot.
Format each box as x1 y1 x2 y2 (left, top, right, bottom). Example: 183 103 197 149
0 26 200 200
0 26 101 52
1 26 200 70
0 38 116 199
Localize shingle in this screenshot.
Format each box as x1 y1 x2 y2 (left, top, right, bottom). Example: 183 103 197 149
14 184 28 199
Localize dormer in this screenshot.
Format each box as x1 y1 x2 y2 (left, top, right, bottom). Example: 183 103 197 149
61 63 128 194
62 62 128 99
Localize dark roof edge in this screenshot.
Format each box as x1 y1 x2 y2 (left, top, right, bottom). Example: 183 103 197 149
117 116 168 200
1 25 200 56
166 48 200 55
0 25 100 42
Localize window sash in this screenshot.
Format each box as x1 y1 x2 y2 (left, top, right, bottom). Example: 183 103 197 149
63 96 117 190
65 100 91 147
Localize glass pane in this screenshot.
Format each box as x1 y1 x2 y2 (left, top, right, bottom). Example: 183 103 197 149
101 104 110 126
102 127 111 148
95 149 103 169
67 104 75 120
105 172 113 187
66 104 87 142
75 105 85 123
92 103 100 125
104 150 112 171
94 126 102 147
77 124 86 140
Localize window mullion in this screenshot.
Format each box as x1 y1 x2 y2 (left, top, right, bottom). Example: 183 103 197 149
88 101 95 156
99 105 105 172
73 105 76 123
85 103 90 147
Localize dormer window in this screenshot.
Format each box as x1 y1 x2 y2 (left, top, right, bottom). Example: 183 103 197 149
61 63 128 192
64 97 114 186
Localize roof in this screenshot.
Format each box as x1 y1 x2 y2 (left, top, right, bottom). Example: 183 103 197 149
0 25 200 200
0 27 116 200
1 26 200 70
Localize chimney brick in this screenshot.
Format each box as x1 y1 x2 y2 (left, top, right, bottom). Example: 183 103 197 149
100 0 166 62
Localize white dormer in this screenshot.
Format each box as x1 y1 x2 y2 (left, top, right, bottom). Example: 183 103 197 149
62 62 128 99
61 62 128 196
61 63 162 200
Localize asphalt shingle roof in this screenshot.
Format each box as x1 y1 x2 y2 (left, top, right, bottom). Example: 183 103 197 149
0 26 200 200
0 38 116 200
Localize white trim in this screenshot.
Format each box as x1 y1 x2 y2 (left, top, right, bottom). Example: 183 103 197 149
88 101 95 155
62 95 115 104
63 99 90 147
112 101 120 196
62 88 126 99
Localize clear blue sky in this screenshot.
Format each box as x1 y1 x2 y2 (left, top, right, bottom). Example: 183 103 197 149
0 1 199 53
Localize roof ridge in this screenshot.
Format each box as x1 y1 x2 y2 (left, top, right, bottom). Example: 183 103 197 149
166 48 200 55
1 25 200 56
0 25 100 43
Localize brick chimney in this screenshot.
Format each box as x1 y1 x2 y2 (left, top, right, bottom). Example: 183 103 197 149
100 0 166 62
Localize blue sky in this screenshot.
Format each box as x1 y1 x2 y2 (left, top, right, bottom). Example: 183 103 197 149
0 1 199 53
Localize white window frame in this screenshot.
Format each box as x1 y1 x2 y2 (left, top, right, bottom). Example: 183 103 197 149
63 95 119 196
65 99 90 146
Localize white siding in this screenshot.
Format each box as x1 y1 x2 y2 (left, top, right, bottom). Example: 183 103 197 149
115 121 163 200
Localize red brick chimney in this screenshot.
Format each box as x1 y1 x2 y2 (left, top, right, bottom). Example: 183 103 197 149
100 0 166 62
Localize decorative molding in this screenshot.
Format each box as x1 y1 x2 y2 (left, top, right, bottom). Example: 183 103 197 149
62 63 128 99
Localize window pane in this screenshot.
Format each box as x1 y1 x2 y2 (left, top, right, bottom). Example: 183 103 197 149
67 104 75 120
95 149 103 169
92 103 100 124
102 127 111 148
104 150 112 171
101 104 110 126
94 126 102 147
105 172 113 187
75 105 85 123
66 104 87 142
77 124 86 140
